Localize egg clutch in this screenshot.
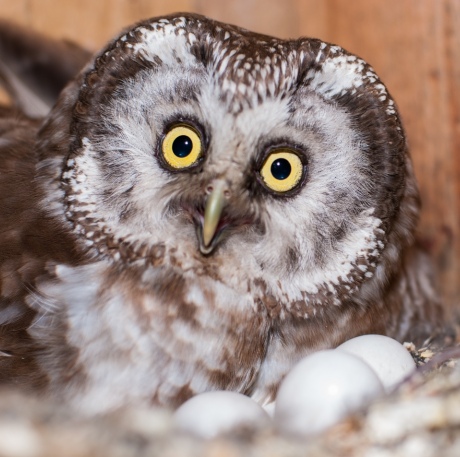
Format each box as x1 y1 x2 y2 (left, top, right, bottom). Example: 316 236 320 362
173 335 416 438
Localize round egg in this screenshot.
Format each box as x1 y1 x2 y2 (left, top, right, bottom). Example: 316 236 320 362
275 350 383 437
335 334 416 392
173 391 269 439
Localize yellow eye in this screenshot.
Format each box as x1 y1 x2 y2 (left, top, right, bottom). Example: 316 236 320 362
260 151 304 193
162 125 202 169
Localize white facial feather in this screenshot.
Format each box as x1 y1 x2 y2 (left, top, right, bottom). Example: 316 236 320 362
67 58 382 306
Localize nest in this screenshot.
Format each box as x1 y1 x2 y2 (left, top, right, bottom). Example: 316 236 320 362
0 327 459 457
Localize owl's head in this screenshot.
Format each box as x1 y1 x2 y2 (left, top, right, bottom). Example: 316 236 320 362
38 14 419 313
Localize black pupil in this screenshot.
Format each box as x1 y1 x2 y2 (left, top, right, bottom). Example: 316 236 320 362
271 158 292 180
172 135 193 158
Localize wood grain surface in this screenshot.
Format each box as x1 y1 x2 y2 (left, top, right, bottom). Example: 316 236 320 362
0 0 458 312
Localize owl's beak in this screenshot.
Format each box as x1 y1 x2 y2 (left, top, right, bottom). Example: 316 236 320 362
200 180 227 255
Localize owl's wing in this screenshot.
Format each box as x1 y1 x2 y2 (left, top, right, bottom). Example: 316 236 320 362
0 20 91 118
0 103 85 390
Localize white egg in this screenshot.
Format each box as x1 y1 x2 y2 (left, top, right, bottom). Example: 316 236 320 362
336 334 416 392
275 350 383 437
173 391 269 439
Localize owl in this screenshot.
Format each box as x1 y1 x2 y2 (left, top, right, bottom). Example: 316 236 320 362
0 13 442 415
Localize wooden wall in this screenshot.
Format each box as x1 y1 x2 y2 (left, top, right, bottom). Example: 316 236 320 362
0 0 459 311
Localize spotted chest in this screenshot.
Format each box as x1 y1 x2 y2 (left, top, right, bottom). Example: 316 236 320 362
26 259 270 412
